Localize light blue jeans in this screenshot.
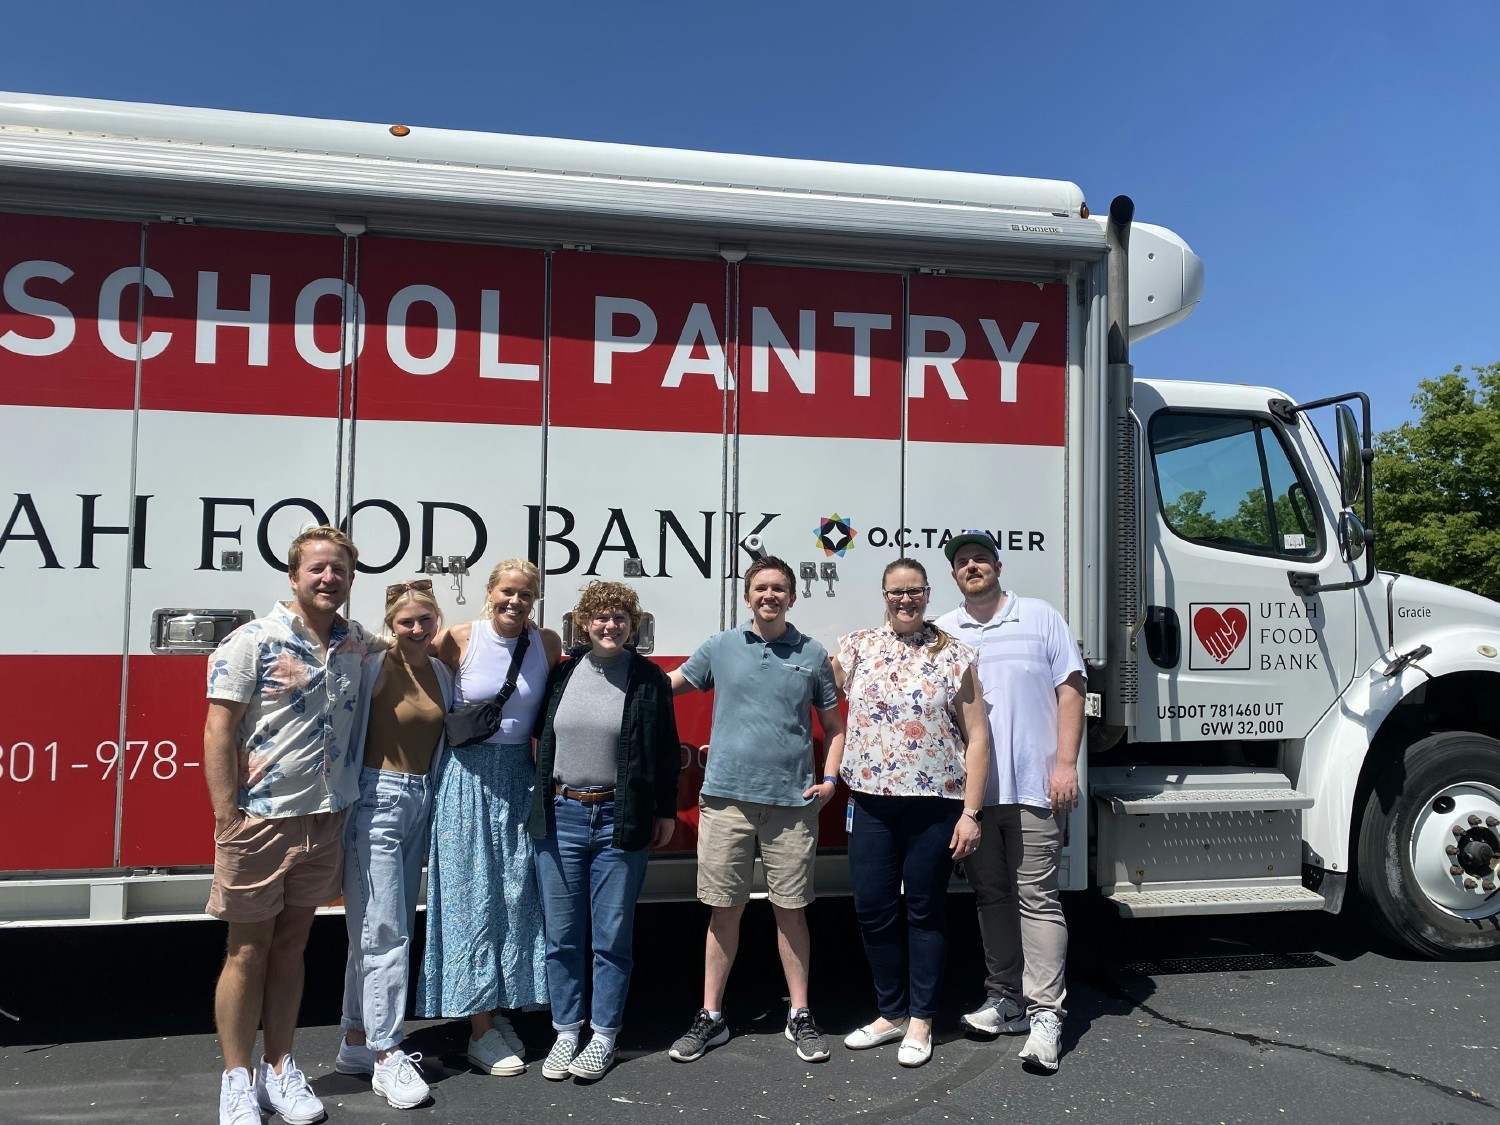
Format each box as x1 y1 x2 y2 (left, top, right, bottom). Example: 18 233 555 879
533 794 650 1032
340 766 432 1051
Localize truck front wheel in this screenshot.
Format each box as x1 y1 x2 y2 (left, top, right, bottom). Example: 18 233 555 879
1356 731 1500 959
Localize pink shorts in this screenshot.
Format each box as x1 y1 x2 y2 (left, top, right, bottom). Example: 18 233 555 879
207 809 347 924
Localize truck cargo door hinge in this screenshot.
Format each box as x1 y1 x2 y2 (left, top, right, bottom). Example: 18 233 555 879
1077 279 1086 306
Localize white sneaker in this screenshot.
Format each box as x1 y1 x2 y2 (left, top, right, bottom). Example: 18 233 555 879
466 1028 525 1076
256 1054 325 1124
372 1050 430 1110
492 1013 527 1060
962 995 1030 1036
1017 1009 1062 1071
219 1067 260 1125
334 1034 375 1076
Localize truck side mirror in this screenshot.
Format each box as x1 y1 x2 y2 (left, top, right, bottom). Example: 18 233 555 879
1338 510 1367 564
1337 403 1363 510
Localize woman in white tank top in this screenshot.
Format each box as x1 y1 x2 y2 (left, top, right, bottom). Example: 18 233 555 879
417 559 562 1077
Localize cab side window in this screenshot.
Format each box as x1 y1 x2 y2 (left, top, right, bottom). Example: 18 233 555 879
1150 412 1320 559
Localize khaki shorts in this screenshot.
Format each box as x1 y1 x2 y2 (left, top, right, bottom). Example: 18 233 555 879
207 809 347 924
696 796 818 909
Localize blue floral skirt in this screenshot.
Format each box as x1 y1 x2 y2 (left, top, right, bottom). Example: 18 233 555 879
417 741 548 1017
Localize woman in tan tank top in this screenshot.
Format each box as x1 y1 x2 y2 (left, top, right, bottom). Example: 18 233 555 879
335 582 455 1110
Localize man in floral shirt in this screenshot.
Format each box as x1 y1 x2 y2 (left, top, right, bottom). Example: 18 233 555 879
205 525 371 1125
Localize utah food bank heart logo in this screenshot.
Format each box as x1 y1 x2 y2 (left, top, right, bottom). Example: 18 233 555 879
1189 603 1250 670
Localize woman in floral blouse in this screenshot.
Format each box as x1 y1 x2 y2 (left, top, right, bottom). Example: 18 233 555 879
833 557 988 1069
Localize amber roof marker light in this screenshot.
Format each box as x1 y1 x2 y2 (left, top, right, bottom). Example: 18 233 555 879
389 124 411 137
1080 202 1090 219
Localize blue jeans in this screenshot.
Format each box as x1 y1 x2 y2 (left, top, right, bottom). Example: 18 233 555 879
847 793 961 1021
532 794 650 1032
340 767 432 1051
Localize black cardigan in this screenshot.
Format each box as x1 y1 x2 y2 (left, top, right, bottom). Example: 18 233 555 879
528 650 681 851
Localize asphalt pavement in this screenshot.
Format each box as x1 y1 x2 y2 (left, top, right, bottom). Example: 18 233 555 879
2 894 1497 1124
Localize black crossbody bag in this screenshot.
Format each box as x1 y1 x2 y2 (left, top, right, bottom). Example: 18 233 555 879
442 627 531 749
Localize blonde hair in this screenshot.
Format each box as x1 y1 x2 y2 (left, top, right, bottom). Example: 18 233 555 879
287 524 358 573
882 557 951 655
384 587 443 632
571 580 644 633
484 558 542 618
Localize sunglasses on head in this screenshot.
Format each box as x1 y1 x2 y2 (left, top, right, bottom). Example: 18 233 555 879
385 578 434 601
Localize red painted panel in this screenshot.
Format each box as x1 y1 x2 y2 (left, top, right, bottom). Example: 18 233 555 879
140 225 346 417
906 275 1067 446
119 654 216 867
0 213 144 411
0 655 121 871
353 237 544 426
551 251 730 434
737 265 902 440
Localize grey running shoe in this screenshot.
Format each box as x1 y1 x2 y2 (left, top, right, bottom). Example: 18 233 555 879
1018 1008 1062 1071
541 1036 579 1081
567 1037 616 1080
668 1009 729 1062
785 1010 830 1062
962 995 1030 1036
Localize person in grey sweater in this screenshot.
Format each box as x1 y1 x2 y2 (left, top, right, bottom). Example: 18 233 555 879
528 581 681 1082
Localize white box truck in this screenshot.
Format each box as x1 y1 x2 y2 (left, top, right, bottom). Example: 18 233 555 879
1 93 1496 959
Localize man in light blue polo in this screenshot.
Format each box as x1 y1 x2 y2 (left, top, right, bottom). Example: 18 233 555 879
666 556 845 1066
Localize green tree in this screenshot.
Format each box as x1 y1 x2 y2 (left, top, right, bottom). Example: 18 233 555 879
1374 362 1500 601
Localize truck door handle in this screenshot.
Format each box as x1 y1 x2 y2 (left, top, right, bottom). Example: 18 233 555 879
1144 605 1179 669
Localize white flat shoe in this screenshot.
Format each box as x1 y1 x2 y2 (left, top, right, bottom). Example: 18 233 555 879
843 1021 907 1050
897 1037 932 1067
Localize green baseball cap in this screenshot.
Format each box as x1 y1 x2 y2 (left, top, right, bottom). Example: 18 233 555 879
943 530 999 566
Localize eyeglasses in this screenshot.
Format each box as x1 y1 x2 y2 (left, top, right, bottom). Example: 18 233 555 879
883 586 930 600
385 579 434 600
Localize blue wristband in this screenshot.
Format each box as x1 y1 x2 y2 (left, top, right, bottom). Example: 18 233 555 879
821 775 839 785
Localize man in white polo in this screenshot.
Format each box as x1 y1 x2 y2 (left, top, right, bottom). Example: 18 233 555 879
935 531 1085 1072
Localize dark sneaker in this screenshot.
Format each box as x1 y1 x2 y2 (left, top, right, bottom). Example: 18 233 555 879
784 1010 830 1062
962 995 1030 1036
567 1037 616 1081
668 1009 729 1062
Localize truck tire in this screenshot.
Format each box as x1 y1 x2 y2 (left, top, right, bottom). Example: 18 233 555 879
1355 732 1500 959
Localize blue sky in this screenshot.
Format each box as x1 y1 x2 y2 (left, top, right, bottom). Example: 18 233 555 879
3 1 1495 433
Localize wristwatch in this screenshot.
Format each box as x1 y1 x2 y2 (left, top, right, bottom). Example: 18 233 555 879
961 807 983 823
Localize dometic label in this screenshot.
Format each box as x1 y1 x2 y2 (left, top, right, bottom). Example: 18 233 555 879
0 214 1067 445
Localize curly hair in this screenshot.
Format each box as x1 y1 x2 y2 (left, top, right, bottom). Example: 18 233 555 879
571 580 644 633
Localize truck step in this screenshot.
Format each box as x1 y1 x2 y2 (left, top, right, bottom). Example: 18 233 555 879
1096 787 1314 814
1105 884 1325 918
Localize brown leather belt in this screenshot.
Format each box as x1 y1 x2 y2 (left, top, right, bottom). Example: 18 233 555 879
555 784 616 804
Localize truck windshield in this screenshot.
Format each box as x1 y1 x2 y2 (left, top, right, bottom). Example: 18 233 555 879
1150 411 1321 560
